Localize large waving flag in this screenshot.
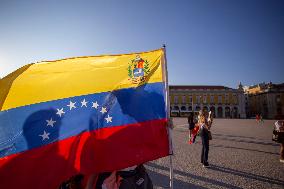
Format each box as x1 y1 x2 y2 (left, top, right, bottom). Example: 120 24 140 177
0 49 170 189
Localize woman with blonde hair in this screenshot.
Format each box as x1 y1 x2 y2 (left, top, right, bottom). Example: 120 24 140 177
199 114 210 167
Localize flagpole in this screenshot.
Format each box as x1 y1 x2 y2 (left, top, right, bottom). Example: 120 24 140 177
162 44 174 189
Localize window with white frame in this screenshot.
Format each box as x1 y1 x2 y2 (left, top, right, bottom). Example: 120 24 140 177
174 96 178 104
197 95 201 104
225 94 229 104
218 95 222 104
203 95 207 103
210 95 214 104
182 95 186 104
189 96 192 103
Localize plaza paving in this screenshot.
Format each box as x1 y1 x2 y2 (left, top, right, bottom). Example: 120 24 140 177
146 118 284 189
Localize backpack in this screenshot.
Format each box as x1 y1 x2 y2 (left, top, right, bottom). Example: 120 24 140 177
118 165 153 189
272 130 284 143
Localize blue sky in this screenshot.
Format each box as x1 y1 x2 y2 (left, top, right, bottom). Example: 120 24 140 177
0 0 283 88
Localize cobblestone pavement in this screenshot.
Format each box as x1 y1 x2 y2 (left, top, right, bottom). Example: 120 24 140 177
146 118 284 189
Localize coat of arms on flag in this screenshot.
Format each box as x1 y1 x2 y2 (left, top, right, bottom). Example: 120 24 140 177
127 55 151 84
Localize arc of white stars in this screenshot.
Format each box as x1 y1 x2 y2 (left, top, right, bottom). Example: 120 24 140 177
46 118 56 127
81 99 88 107
39 130 50 141
105 115 113 123
56 108 65 117
100 107 107 114
92 101 99 109
67 101 76 110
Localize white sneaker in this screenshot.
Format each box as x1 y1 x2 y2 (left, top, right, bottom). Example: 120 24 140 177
280 159 284 163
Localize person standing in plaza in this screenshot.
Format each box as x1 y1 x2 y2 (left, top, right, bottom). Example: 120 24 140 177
188 110 204 144
188 113 195 140
260 114 264 123
256 114 260 123
199 114 211 167
274 120 284 163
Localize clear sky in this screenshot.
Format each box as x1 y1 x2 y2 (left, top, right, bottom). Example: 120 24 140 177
0 0 283 88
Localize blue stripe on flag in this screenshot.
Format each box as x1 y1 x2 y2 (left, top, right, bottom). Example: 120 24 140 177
0 82 166 158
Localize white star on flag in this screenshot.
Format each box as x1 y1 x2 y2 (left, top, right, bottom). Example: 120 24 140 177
100 107 107 114
67 101 76 110
92 101 99 109
81 99 88 107
56 108 65 117
105 115 113 123
39 130 50 141
46 118 56 127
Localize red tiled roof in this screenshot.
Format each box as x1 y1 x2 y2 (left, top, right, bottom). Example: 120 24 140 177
169 85 232 90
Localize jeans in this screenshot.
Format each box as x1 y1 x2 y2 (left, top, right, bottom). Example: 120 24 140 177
201 131 209 164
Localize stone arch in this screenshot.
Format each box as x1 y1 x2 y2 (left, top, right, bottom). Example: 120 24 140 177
217 107 223 118
233 107 238 118
195 106 200 112
174 106 179 110
225 106 231 118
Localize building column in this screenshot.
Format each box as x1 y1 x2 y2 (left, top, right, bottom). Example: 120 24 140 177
222 106 225 118
238 93 246 118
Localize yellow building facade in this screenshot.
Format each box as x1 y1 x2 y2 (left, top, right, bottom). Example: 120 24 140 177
169 85 246 118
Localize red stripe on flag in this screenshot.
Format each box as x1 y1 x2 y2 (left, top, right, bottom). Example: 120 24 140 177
0 119 169 189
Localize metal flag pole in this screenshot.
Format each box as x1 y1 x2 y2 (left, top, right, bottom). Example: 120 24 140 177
162 44 174 189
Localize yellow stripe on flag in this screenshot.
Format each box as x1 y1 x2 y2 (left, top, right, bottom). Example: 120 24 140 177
0 49 165 111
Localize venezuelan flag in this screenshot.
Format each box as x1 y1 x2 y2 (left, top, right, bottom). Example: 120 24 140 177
0 49 170 188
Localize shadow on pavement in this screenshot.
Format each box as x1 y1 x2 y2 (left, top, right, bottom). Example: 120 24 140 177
146 162 243 189
147 170 207 189
213 133 259 140
209 164 284 186
212 135 279 146
210 144 280 155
